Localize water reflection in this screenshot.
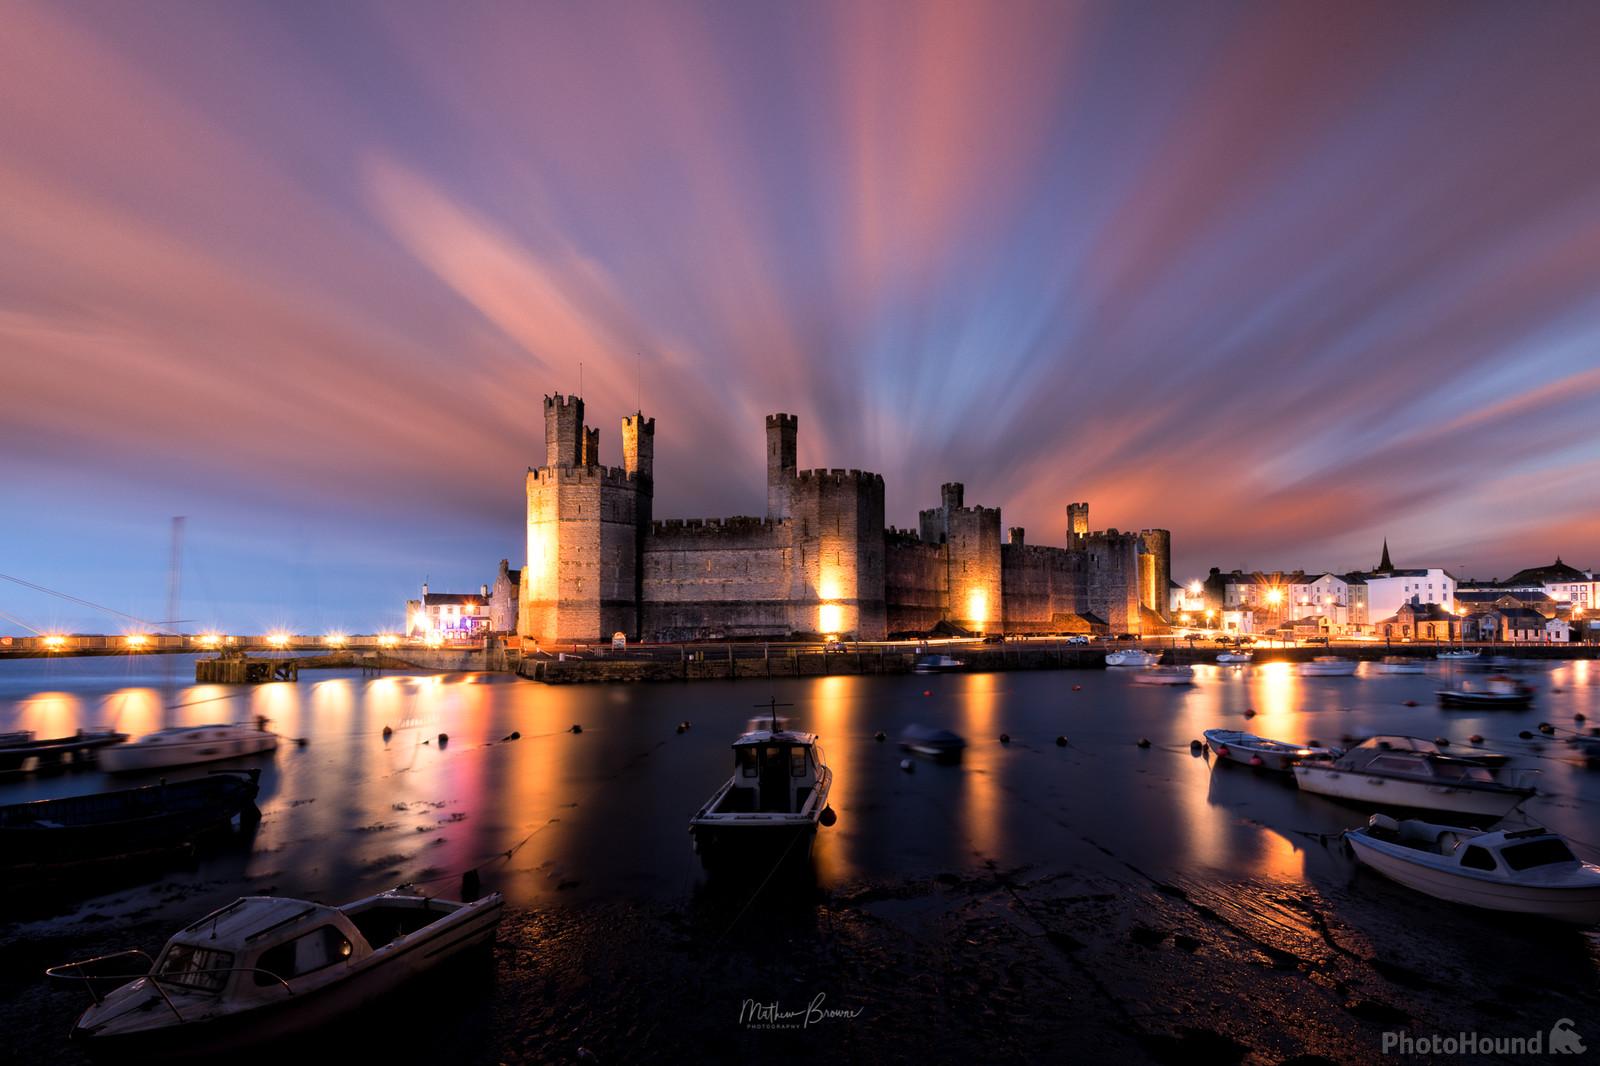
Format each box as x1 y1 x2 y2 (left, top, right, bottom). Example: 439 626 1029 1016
2 657 1599 914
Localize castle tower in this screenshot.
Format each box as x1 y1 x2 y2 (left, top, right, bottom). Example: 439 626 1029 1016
1067 501 1089 538
582 427 600 468
942 482 964 512
1140 528 1172 620
544 394 583 468
622 411 656 630
766 413 798 519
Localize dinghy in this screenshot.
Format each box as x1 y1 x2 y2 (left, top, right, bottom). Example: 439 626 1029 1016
1373 657 1426 674
1346 815 1600 924
1131 665 1194 686
99 722 278 773
1202 729 1340 772
912 653 964 674
1215 651 1252 664
1298 656 1357 677
1436 675 1534 709
1 770 260 876
1292 735 1537 818
51 888 503 1056
899 725 967 761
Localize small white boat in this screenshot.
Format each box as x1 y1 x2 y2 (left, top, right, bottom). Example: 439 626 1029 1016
1298 656 1357 677
99 722 278 773
1131 665 1194 686
1216 651 1252 664
689 723 834 866
899 725 967 761
1437 649 1481 661
912 653 964 674
1292 735 1537 818
1373 656 1426 674
1203 729 1340 772
1105 649 1159 667
1437 675 1534 709
1346 815 1600 925
52 889 503 1055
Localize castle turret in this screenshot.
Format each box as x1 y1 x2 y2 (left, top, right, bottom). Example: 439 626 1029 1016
941 482 964 512
766 413 797 519
1067 501 1089 538
544 394 583 469
582 426 600 468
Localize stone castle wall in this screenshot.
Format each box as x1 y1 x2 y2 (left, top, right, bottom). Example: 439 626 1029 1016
885 529 944 635
1000 537 1088 633
641 517 795 639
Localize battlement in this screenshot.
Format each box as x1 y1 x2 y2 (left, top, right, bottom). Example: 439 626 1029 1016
544 394 581 410
623 413 655 431
795 468 884 485
529 464 640 489
766 412 798 429
650 515 788 532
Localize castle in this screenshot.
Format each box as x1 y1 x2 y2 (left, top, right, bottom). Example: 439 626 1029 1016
518 395 1170 643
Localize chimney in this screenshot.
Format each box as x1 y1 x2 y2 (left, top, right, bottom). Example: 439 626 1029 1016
480 583 489 598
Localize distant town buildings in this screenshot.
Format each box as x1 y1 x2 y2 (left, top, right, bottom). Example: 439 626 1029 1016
1186 544 1593 643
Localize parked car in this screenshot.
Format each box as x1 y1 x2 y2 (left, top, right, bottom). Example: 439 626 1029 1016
1065 635 1090 646
982 634 1005 644
1305 636 1330 645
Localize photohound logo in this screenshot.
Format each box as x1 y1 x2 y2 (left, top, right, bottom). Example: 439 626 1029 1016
1382 1018 1586 1056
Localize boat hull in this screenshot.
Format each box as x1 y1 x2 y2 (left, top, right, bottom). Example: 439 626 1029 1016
1298 661 1357 677
1437 691 1533 709
1293 765 1528 818
1 772 261 874
99 732 277 773
1347 835 1600 924
73 895 503 1058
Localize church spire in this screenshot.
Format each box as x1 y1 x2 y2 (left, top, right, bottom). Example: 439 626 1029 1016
1377 538 1393 573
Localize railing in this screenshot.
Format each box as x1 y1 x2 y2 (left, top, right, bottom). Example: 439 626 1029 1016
46 950 294 1025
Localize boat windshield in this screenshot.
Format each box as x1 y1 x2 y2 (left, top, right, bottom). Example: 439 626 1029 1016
156 944 234 993
1500 839 1577 871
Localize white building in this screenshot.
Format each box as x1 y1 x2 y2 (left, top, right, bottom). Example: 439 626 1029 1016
1363 569 1455 623
405 582 492 640
1289 573 1351 628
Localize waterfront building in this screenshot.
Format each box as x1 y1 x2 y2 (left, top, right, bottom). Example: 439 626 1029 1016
517 395 1170 643
405 582 491 640
489 560 521 633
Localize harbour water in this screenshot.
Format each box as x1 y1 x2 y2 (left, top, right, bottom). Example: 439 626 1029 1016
3 655 1599 1063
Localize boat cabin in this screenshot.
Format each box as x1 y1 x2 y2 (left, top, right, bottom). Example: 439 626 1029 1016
1368 817 1582 877
716 730 825 816
153 894 455 998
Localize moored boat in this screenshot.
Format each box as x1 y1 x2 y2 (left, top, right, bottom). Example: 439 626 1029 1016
51 888 503 1057
1346 815 1600 924
1105 649 1159 667
1436 675 1534 709
0 729 128 773
912 653 964 674
0 770 261 876
899 725 967 761
1292 735 1536 819
1373 656 1426 674
689 722 834 866
1216 651 1252 664
1437 649 1480 661
99 722 278 773
1203 729 1340 772
1298 656 1357 677
1131 664 1194 686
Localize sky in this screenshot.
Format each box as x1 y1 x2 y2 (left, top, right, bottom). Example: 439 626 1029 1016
3 0 1600 633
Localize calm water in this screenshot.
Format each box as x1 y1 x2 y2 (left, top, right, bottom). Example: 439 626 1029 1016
4 654 1599 914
